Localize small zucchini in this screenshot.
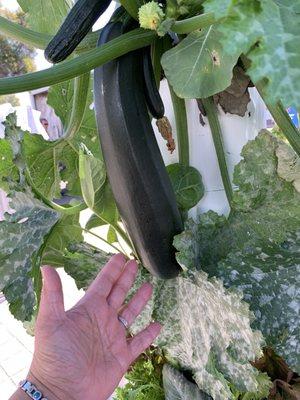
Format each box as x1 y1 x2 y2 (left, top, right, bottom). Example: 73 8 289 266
94 22 183 279
45 0 112 63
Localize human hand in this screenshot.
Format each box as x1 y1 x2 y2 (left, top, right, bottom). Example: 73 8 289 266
22 254 161 400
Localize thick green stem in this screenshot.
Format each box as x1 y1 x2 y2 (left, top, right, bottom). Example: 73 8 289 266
64 73 90 140
0 29 156 95
168 84 190 165
256 83 300 157
172 12 216 34
202 97 233 205
241 55 300 157
0 16 101 50
120 0 142 20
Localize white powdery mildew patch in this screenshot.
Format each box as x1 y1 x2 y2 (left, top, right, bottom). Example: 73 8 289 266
131 270 263 400
0 191 59 320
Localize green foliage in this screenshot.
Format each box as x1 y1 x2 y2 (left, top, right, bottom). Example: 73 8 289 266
79 145 106 212
0 113 26 193
0 7 36 78
174 131 300 373
129 267 265 400
163 364 212 399
161 26 237 99
0 191 59 320
115 352 165 400
17 0 72 34
23 77 100 200
23 132 80 199
78 146 119 225
63 242 112 290
167 163 204 211
42 214 83 266
203 0 300 108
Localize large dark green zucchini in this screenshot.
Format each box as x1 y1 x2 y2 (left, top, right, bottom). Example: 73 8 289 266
94 22 183 279
45 0 112 63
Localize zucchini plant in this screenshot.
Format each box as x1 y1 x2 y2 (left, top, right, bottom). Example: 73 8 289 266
0 0 300 399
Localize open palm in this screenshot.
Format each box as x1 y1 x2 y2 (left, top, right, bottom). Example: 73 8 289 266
28 254 161 400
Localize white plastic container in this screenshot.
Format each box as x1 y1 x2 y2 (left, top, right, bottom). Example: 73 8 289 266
153 81 266 217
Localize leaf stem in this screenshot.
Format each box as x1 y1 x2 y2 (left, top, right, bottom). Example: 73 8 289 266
241 55 300 157
172 12 216 34
0 29 156 95
64 73 90 140
256 83 300 157
0 15 101 50
119 0 142 20
82 228 123 254
202 97 233 205
168 84 190 165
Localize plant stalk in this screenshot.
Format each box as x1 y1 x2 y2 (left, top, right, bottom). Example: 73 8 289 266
172 12 216 34
82 228 123 254
119 0 142 20
0 16 101 51
241 55 300 157
0 29 156 95
256 83 300 157
168 84 190 165
64 73 90 140
202 97 233 205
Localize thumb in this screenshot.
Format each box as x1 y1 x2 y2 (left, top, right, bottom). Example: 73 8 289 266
38 266 65 321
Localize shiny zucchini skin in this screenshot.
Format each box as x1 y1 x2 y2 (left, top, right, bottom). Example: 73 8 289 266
45 0 112 63
143 46 165 119
94 23 183 279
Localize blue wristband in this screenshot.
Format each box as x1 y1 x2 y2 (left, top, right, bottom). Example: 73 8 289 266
19 380 48 400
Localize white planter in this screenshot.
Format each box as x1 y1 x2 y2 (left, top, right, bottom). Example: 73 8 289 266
153 81 266 217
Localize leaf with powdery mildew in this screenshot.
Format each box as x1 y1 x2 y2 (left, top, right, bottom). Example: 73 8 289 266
130 268 264 400
163 364 212 400
0 191 59 321
63 242 112 290
174 131 300 372
204 0 300 108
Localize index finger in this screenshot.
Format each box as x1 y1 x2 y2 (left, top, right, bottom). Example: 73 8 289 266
85 253 127 299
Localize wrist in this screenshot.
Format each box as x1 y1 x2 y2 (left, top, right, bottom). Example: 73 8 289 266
25 371 61 400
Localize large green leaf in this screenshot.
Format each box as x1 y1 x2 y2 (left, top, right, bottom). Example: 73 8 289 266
0 113 26 193
174 131 300 372
63 242 112 290
0 139 18 192
17 0 72 34
23 133 79 199
274 0 300 13
79 145 106 211
23 77 101 200
0 191 59 321
167 163 204 211
163 365 212 400
42 214 83 266
161 25 237 99
204 0 300 108
47 77 101 157
130 268 265 400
